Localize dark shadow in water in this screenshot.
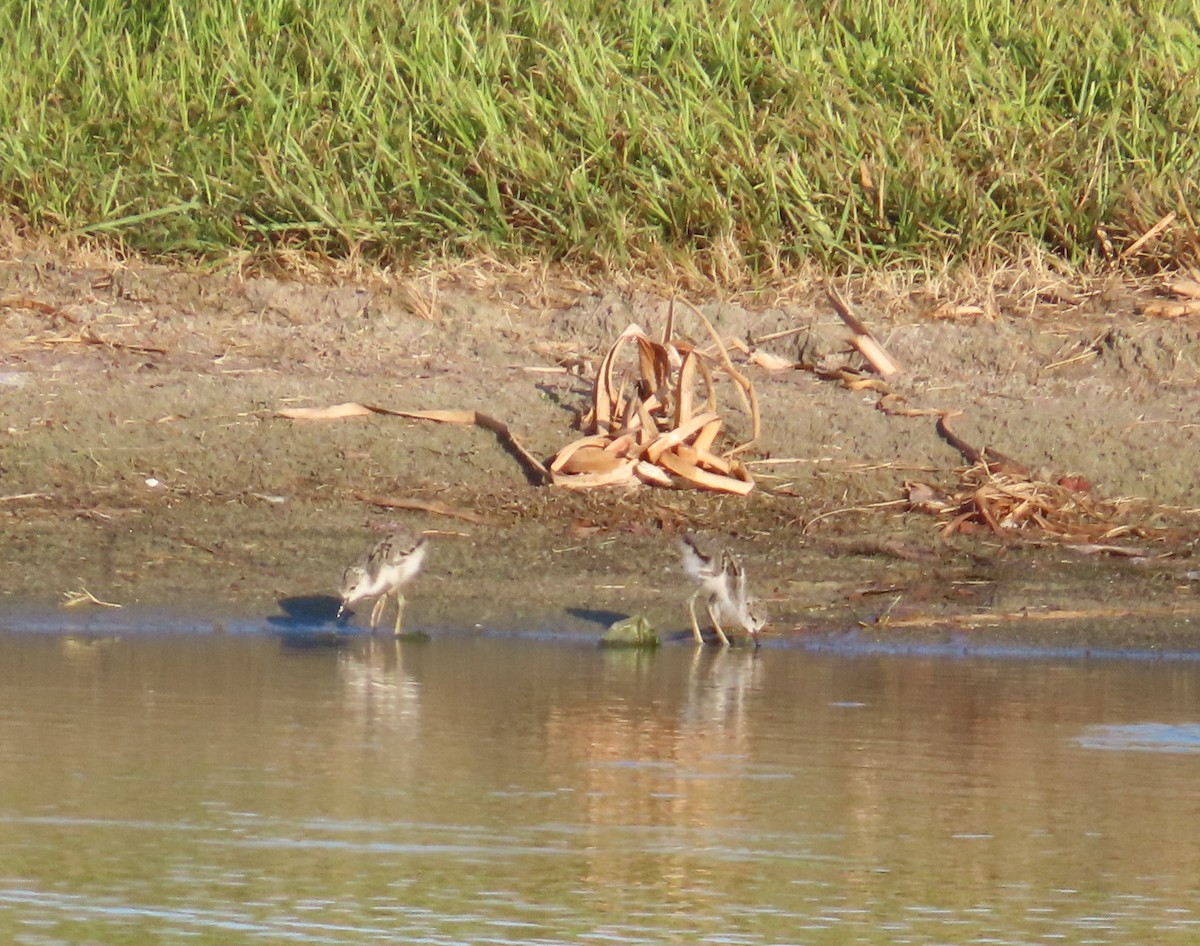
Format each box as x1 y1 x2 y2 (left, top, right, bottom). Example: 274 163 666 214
276 630 357 652
266 595 436 651
269 594 343 626
566 607 629 628
266 595 358 650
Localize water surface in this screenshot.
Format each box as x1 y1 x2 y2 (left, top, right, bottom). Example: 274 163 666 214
2 626 1200 944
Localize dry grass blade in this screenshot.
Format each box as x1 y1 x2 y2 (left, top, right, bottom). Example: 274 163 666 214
675 442 732 474
592 323 645 431
79 325 168 357
0 297 80 324
25 327 167 357
657 449 754 494
677 298 760 449
550 434 615 473
635 461 674 487
555 444 627 475
62 587 121 608
675 349 699 427
1067 543 1149 557
1120 211 1176 260
690 416 722 456
354 494 490 524
644 412 720 463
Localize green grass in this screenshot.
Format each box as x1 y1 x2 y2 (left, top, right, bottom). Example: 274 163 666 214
2 0 1199 281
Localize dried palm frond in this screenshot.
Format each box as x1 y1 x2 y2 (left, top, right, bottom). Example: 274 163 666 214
550 304 761 494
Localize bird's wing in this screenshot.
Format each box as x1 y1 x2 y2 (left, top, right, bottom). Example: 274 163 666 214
371 531 424 568
724 552 749 606
679 533 715 581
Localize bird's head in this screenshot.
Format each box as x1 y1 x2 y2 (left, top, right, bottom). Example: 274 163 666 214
337 565 371 616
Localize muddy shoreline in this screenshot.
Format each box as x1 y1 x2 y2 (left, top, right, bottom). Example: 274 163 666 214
2 254 1198 649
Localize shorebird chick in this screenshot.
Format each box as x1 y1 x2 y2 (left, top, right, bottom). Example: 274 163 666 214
678 532 767 647
338 530 428 635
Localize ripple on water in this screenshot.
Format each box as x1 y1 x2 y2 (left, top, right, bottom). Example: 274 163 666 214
1077 723 1200 753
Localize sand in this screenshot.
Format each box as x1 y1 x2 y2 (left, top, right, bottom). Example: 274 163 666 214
2 253 1198 648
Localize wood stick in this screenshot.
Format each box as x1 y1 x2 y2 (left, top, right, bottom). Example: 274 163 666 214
824 284 902 377
1121 211 1176 260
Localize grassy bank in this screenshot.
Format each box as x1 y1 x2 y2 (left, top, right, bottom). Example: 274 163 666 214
2 0 1198 281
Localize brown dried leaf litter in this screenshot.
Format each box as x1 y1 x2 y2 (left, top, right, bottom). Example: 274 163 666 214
548 299 760 494
903 415 1200 550
278 298 764 496
782 293 1200 549
275 286 1198 544
906 461 1191 549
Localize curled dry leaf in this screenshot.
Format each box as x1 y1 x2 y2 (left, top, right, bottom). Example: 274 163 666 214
549 305 761 494
1167 279 1200 299
552 461 638 491
1141 300 1200 319
555 444 627 475
276 402 373 421
749 349 795 371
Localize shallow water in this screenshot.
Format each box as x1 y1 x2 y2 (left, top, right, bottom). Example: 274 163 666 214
2 622 1200 945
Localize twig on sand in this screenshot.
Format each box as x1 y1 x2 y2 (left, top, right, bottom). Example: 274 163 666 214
277 403 550 485
354 494 490 525
62 587 121 609
824 284 902 377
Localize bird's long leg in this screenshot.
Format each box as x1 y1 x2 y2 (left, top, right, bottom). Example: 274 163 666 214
687 590 707 644
392 593 407 636
706 598 731 647
370 595 387 631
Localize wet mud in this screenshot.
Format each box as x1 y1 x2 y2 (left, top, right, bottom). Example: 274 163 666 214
2 253 1198 648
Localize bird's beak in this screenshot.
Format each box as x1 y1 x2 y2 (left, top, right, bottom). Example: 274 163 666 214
336 602 347 619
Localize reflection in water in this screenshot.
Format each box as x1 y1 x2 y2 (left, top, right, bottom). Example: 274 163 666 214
336 638 421 729
1 630 1200 944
